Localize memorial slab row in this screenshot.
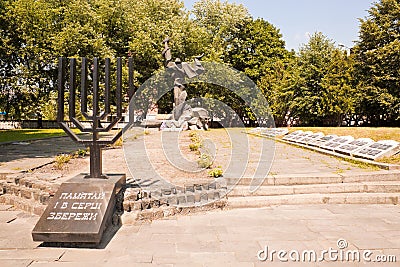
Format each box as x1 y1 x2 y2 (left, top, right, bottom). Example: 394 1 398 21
254 128 400 161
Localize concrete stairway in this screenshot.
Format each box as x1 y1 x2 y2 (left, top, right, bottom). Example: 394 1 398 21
224 172 400 208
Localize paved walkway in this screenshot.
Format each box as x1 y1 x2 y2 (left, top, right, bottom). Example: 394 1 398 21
0 136 84 174
0 203 399 266
0 129 393 181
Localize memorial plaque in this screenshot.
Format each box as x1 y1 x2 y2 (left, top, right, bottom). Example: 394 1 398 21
321 136 354 151
297 132 324 145
32 174 125 244
310 134 338 147
260 128 289 137
282 130 304 141
291 131 314 143
334 138 375 155
353 140 400 160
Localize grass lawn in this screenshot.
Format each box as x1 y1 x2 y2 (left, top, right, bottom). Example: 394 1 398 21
285 127 400 165
0 129 81 143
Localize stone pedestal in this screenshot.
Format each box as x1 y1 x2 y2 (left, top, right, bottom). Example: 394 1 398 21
32 174 125 245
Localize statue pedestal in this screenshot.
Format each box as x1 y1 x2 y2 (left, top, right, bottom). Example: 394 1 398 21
32 174 125 245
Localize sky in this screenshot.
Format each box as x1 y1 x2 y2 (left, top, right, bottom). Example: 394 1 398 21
182 0 376 51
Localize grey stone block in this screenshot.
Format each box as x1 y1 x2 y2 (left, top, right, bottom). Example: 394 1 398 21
162 188 172 195
186 193 195 204
200 193 208 202
185 185 194 193
151 190 162 199
194 184 202 191
167 196 178 205
39 193 50 204
177 195 187 205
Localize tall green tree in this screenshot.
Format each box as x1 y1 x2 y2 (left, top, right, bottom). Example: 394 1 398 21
0 0 58 119
192 0 251 62
0 0 192 119
353 0 400 126
287 32 355 126
226 18 289 81
226 18 295 125
190 2 291 124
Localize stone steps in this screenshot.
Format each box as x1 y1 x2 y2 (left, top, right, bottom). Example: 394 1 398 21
225 172 400 208
0 194 47 215
227 192 400 208
228 181 400 197
0 174 57 215
223 171 400 186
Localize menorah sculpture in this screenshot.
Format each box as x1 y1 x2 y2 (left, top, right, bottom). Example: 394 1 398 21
57 57 127 178
33 57 133 246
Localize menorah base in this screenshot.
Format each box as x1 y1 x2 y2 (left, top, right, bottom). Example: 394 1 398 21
32 174 126 246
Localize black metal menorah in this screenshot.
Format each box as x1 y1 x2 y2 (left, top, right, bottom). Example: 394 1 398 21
57 57 134 179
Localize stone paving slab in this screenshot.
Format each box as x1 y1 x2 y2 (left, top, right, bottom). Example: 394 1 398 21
0 210 21 223
0 203 399 266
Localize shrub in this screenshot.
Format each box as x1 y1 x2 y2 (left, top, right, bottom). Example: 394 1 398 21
208 167 223 178
55 154 72 169
189 142 201 151
198 153 213 169
75 148 87 157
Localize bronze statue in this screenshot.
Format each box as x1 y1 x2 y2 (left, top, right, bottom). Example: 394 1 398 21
162 37 204 120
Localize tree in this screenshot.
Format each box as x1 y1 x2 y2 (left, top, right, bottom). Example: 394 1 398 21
192 0 251 62
190 2 291 125
226 18 294 125
0 0 193 119
353 0 400 126
226 18 289 81
286 32 355 126
0 0 58 119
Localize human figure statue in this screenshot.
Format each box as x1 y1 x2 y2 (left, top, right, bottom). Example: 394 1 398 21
162 37 204 120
